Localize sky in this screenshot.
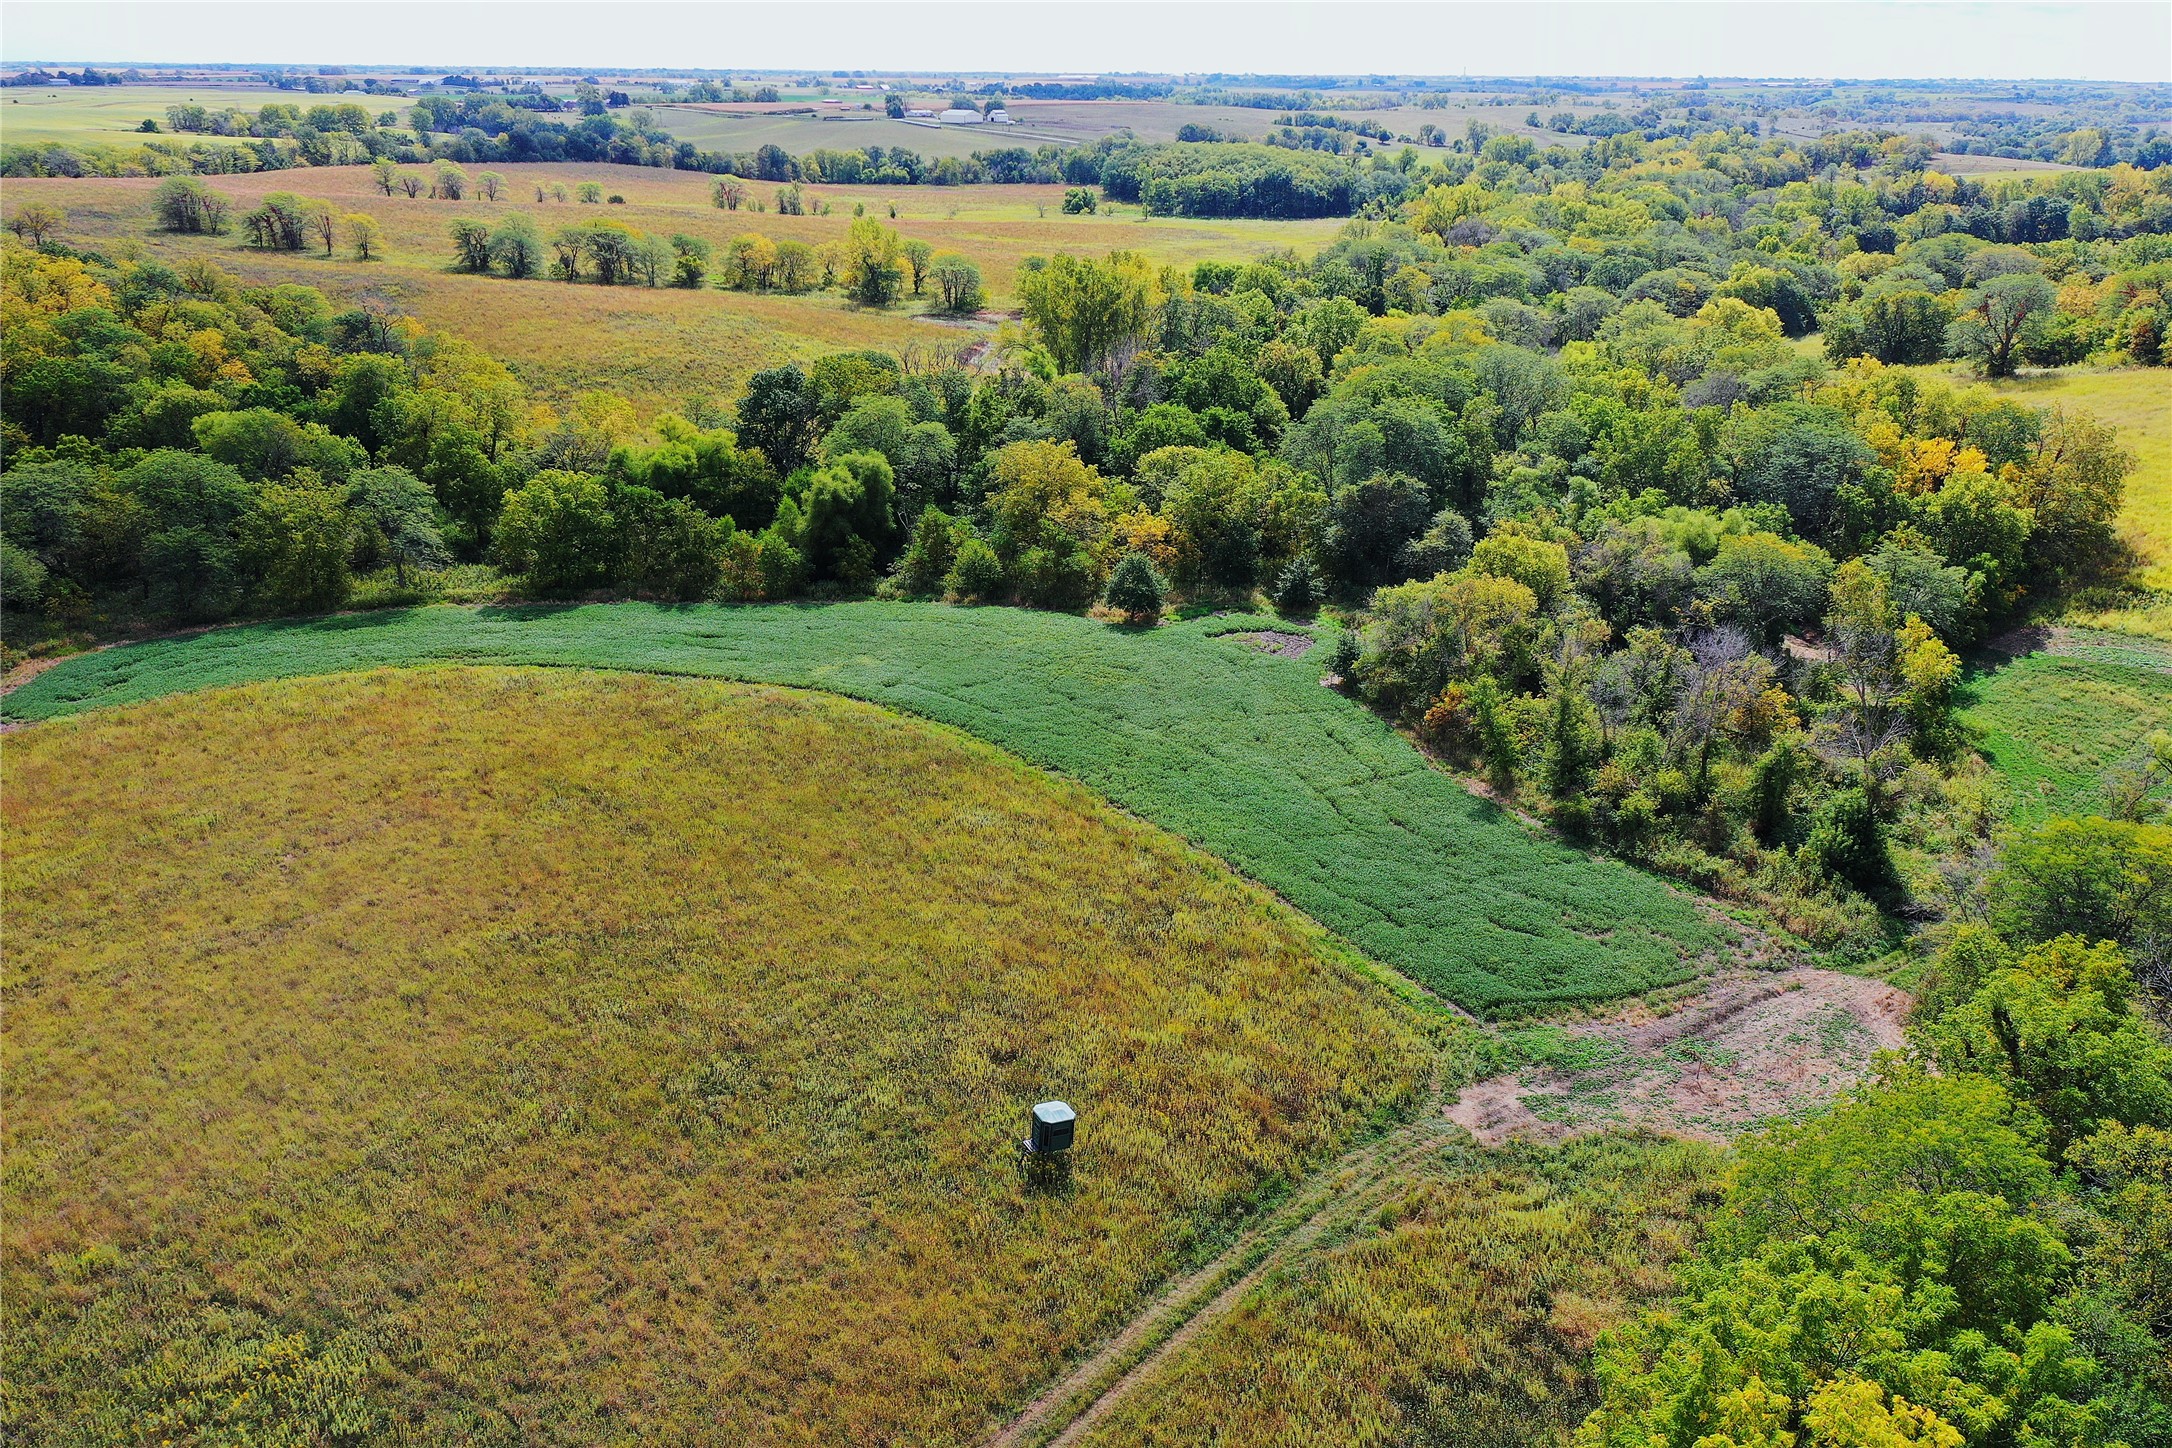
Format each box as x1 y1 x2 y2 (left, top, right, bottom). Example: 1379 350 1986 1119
2 0 2167 83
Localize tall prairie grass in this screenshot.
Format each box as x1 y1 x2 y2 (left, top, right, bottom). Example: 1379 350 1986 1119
2 667 1446 1444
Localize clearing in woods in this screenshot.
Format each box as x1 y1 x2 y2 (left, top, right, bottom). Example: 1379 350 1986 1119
2 601 1729 1017
1965 626 2172 820
0 667 1445 1445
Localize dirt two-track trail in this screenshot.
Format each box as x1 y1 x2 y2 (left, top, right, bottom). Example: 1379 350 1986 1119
986 1110 1457 1448
985 957 1907 1447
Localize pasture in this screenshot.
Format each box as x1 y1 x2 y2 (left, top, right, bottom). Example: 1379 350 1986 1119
12 166 1340 411
1 602 1727 1017
643 96 1594 157
1 667 1442 1445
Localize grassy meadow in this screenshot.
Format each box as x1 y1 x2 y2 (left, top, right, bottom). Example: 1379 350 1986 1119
1 667 1446 1445
0 84 317 148
2 602 1726 1017
11 166 1340 412
1077 1134 1720 1448
1964 632 2172 821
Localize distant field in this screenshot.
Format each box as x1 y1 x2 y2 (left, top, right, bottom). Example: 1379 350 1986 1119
1927 151 2082 175
644 96 1594 156
10 166 1338 411
0 84 337 147
2 603 1726 1016
2 667 1439 1444
1966 632 2172 821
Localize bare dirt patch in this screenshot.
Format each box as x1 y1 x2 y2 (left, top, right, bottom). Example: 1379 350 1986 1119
1446 966 1909 1144
1224 629 1317 661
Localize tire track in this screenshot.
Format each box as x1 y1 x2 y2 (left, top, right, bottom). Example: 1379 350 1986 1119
986 1116 1450 1448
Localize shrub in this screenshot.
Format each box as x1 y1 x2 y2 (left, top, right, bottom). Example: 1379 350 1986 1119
893 506 961 596
755 528 806 597
1800 786 1895 895
619 490 725 601
1016 544 1100 611
1327 629 1359 683
945 537 1003 602
1274 555 1319 615
1105 551 1166 625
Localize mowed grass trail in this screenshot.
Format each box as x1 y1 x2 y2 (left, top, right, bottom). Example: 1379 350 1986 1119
4 603 1724 1014
3 669 1439 1445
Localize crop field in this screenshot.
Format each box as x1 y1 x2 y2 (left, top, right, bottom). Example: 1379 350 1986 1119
11 167 1338 411
1077 1134 1720 1448
1965 631 2172 820
1 667 1443 1444
2 603 1726 1016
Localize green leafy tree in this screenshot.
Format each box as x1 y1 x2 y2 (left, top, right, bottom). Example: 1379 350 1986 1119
449 219 494 273
493 469 617 593
930 252 984 314
1017 251 1161 376
1696 532 1834 648
247 469 353 613
900 238 933 296
1950 272 2058 378
488 214 542 279
348 465 448 586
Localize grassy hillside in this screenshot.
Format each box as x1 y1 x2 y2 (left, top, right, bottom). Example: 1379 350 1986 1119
3 603 1725 1015
1965 632 2172 821
12 167 1339 412
1 667 1442 1445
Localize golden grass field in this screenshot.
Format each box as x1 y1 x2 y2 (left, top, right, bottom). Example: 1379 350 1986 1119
1080 1135 1718 1448
9 165 1342 412
1 667 1442 1445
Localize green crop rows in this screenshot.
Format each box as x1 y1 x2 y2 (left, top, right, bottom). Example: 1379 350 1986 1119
4 602 1723 1015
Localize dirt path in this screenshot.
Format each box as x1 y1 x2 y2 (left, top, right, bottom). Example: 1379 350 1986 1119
1446 966 1909 1145
986 1117 1451 1448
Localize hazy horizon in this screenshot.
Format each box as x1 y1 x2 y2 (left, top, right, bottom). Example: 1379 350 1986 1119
3 2 2167 84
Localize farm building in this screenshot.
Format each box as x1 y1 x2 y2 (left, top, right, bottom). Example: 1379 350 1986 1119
938 108 981 123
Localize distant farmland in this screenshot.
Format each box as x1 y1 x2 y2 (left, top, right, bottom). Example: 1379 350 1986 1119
6 165 1341 412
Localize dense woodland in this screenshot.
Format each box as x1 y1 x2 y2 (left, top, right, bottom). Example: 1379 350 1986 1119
5 101 2172 1448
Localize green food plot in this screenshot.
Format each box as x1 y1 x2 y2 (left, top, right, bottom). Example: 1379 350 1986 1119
1964 635 2172 821
5 601 1722 1017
